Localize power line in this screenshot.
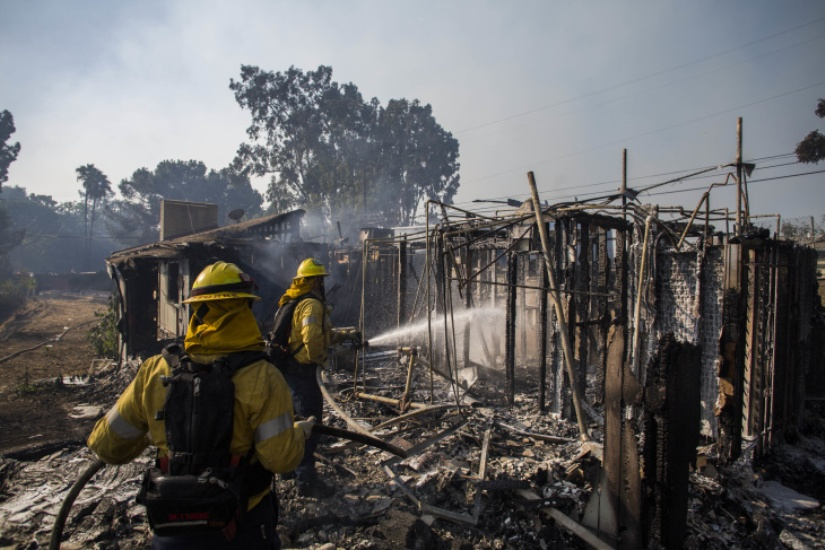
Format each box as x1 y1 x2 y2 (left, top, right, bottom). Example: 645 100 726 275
455 159 822 213
460 32 825 147
459 79 825 190
641 168 825 198
455 16 825 135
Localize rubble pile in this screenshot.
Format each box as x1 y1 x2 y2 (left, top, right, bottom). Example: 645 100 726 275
1 355 823 549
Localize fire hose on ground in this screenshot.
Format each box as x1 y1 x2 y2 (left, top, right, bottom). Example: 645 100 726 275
49 425 406 549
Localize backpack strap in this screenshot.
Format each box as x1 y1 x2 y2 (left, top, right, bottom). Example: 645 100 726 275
219 351 275 503
275 295 314 356
221 350 271 374
161 342 186 371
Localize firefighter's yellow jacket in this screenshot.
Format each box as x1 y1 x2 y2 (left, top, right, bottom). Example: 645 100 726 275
288 294 350 368
289 295 331 366
88 299 305 509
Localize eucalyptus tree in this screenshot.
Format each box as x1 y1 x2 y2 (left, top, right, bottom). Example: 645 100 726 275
796 98 825 164
230 65 459 235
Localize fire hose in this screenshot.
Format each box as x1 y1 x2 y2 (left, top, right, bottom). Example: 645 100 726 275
49 425 406 549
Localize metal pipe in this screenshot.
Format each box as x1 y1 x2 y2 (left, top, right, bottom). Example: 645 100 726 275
426 199 499 221
400 348 417 412
442 233 464 415
676 192 709 251
398 239 408 330
631 214 654 376
356 238 368 395
676 174 736 250
356 392 428 409
425 205 435 403
527 171 589 441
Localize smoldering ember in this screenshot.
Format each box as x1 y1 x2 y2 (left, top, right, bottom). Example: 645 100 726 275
1 174 824 549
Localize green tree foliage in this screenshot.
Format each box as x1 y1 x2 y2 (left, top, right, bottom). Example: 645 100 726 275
0 110 23 279
0 110 21 192
795 99 825 164
0 272 33 323
230 65 459 232
88 294 119 358
0 204 24 277
107 160 263 246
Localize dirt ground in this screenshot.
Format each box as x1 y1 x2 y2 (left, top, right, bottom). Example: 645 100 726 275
0 291 110 453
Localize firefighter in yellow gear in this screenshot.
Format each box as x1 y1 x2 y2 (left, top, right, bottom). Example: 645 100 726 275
88 261 310 549
274 258 356 498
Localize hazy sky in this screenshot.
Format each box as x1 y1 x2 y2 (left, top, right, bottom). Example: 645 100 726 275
2 1 824 224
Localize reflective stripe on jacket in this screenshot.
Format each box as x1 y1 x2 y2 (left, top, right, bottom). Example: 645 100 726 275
87 354 305 507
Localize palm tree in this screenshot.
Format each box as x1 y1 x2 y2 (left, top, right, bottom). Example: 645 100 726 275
76 164 112 269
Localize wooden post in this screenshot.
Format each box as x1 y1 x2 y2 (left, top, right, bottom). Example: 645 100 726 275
736 117 743 235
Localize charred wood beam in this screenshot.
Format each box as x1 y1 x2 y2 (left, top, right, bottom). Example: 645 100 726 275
594 227 610 406
516 488 615 550
381 464 477 526
473 428 492 519
539 262 549 412
641 335 701 549
577 222 591 408
383 418 469 468
381 417 476 526
586 322 643 548
506 251 518 405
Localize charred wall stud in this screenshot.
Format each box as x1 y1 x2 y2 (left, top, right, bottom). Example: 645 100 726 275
505 250 517 405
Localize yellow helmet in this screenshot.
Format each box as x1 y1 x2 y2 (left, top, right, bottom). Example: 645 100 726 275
182 261 260 303
295 258 330 280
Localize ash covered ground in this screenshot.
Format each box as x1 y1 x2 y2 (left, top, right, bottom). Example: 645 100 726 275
1 295 824 549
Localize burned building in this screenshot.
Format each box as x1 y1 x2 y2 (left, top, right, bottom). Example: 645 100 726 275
105 205 345 360
342 180 822 547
